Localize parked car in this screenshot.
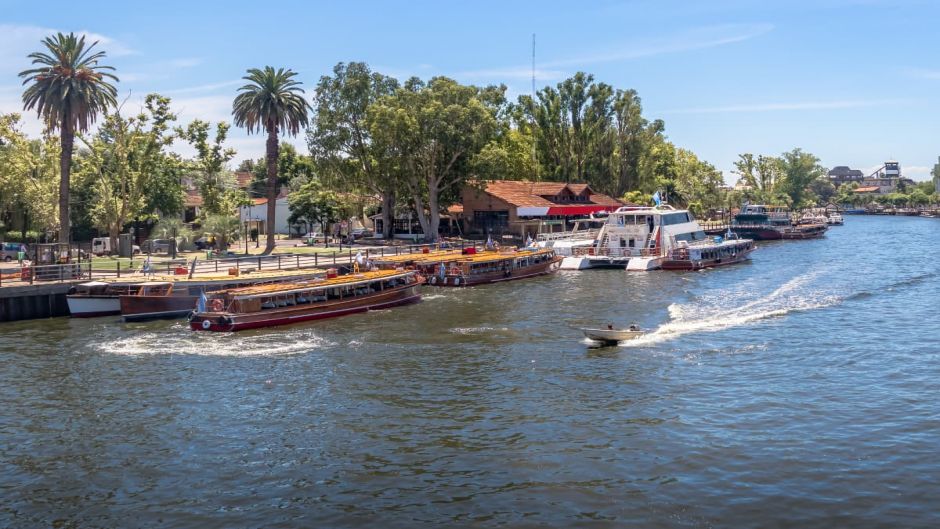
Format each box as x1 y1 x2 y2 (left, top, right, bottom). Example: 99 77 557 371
194 236 215 250
303 232 324 244
351 228 374 240
1 242 27 262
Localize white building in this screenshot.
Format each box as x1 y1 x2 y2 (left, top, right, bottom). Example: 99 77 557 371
239 197 294 236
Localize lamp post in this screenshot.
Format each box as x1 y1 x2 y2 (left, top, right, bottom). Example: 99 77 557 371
244 222 249 255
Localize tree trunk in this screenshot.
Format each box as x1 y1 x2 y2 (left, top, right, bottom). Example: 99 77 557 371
263 125 279 255
59 119 74 244
381 192 395 239
427 188 440 243
109 225 119 257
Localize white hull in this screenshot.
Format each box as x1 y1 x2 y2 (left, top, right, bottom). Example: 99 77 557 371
626 256 664 271
66 296 121 317
560 256 631 270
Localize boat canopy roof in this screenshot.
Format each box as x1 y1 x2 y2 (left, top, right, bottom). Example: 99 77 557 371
79 281 111 287
224 269 413 300
132 281 172 287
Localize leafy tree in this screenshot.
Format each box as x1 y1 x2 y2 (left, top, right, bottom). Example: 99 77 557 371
288 178 340 245
777 148 826 207
201 214 240 252
807 177 837 205
19 32 118 243
368 77 503 241
177 119 237 216
733 154 782 203
308 62 401 239
247 143 315 198
232 66 311 254
151 215 192 250
76 94 177 250
0 114 60 236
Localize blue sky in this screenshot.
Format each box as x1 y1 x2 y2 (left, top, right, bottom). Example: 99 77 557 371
2 0 939 182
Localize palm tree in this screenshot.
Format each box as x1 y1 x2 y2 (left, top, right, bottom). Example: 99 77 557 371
19 32 118 244
232 67 310 254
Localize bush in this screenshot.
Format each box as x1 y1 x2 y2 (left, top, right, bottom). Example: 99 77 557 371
1 230 45 243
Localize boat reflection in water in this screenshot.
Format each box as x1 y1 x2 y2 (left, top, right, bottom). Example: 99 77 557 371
189 269 423 332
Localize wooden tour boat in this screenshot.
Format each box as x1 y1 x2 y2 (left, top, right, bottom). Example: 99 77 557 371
66 281 135 317
189 269 423 332
422 247 561 287
116 269 327 322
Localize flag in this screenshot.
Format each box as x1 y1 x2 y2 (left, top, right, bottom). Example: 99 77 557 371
438 262 446 278
197 291 208 313
142 255 153 274
652 191 662 206
526 234 534 247
355 251 364 265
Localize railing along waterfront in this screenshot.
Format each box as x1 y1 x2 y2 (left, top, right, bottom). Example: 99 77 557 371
0 240 475 287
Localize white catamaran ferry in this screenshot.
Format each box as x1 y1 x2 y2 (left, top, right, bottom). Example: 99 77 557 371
559 205 755 271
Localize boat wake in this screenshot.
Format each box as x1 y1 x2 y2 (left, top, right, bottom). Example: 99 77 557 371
93 324 335 356
621 272 840 348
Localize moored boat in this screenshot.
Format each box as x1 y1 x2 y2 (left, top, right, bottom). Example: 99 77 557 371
560 205 755 271
66 281 135 317
117 269 327 322
727 204 793 241
827 213 844 225
423 247 561 286
661 234 755 270
189 269 423 332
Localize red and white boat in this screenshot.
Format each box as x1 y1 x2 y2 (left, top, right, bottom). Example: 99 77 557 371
189 269 423 332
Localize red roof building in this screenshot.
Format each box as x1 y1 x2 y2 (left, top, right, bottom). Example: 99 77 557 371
461 180 623 236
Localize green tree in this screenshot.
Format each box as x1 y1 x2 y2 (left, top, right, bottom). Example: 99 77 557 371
288 178 340 245
177 119 238 216
232 66 311 254
201 214 240 252
308 62 401 239
247 143 315 198
19 32 118 243
777 148 825 207
807 177 837 205
76 94 177 250
368 77 503 241
0 114 60 237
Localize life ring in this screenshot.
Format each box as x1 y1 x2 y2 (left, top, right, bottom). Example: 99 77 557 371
201 319 212 330
209 298 223 312
449 266 460 275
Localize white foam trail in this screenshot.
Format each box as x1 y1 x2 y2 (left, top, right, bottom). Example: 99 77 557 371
623 271 838 348
95 326 334 356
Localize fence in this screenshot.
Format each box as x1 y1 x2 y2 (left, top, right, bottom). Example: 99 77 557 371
0 240 475 287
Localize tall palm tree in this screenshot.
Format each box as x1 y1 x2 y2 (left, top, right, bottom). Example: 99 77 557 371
19 32 118 244
232 67 311 254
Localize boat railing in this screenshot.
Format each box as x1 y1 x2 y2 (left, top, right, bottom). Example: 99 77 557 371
570 247 659 258
536 228 600 242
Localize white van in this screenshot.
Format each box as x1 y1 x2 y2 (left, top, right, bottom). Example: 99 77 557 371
91 237 140 256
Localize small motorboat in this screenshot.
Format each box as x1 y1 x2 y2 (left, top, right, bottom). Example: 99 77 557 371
582 324 644 345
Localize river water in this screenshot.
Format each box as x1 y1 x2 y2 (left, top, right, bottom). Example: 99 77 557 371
2 216 938 528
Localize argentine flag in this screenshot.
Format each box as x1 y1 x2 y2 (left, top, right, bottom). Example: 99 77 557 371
652 191 662 206
197 291 208 313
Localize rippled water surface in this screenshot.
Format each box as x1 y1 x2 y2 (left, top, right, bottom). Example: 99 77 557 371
2 216 939 528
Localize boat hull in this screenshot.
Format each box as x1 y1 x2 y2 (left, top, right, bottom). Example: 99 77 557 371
782 224 827 239
728 226 784 241
120 295 198 322
190 285 422 332
66 295 121 317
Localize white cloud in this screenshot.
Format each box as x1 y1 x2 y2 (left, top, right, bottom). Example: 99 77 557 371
0 24 135 76
543 23 773 68
664 98 908 114
451 23 772 85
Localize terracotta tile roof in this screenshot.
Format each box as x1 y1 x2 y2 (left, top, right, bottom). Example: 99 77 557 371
447 204 464 214
854 186 881 193
478 180 623 208
235 171 254 189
